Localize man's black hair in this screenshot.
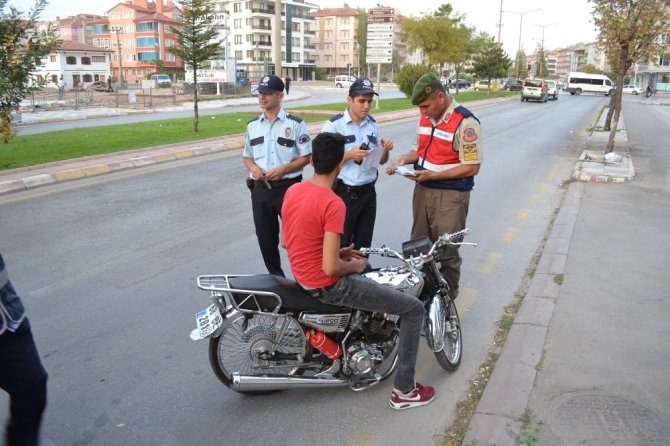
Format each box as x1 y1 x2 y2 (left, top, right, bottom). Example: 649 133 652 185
312 132 345 174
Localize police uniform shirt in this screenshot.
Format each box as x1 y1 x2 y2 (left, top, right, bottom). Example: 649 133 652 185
411 99 483 165
322 110 382 186
243 108 312 179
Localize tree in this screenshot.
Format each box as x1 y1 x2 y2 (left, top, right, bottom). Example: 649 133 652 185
356 9 367 71
0 0 59 143
396 63 434 97
470 37 512 92
514 49 528 79
590 0 670 153
445 24 477 93
535 44 549 78
168 0 223 133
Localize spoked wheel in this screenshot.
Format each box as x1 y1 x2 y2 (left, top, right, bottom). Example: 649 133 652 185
434 297 462 371
208 312 309 393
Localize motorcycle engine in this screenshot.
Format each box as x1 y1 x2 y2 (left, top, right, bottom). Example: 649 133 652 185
346 342 384 375
363 266 424 297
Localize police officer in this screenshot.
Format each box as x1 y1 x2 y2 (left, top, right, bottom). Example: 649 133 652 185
322 78 393 249
243 74 312 277
387 72 482 297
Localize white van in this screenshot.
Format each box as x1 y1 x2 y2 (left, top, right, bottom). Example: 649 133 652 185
151 74 172 88
334 75 356 88
565 72 614 96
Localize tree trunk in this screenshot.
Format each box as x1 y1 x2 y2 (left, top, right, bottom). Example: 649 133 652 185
192 66 199 133
606 44 630 154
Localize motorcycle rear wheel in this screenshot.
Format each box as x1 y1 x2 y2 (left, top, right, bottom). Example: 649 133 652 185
209 312 309 393
433 298 462 371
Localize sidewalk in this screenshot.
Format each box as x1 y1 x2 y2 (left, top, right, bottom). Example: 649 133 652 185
464 100 670 444
0 95 513 195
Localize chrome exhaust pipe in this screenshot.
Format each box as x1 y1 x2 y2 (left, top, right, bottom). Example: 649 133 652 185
231 373 350 392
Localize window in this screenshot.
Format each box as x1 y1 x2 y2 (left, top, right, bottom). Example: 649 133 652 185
92 55 106 63
324 30 332 39
292 23 300 32
165 53 176 62
125 54 136 61
324 55 332 62
81 56 91 65
292 52 300 62
138 52 159 61
659 55 669 66
137 37 159 47
324 43 332 50
165 39 174 47
50 55 56 62
83 74 93 82
66 56 76 64
339 17 350 25
125 39 134 48
234 2 242 12
340 30 349 38
136 22 158 32
325 18 332 27
235 51 243 59
340 42 349 50
292 37 300 46
123 10 134 18
234 35 242 44
92 24 108 34
234 19 241 29
110 12 121 19
246 50 254 59
340 54 349 62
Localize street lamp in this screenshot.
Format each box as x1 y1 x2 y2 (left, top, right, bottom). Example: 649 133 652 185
503 8 541 79
110 26 124 88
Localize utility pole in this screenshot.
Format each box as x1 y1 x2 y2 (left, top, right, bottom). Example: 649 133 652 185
274 0 282 76
503 8 541 79
111 26 124 88
497 0 503 43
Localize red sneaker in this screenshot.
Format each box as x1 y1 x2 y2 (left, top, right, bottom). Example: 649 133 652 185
389 382 436 410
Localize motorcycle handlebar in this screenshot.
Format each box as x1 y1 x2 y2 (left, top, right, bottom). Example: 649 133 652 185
360 229 476 262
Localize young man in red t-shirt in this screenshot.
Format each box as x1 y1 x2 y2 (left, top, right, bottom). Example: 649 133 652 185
281 132 435 410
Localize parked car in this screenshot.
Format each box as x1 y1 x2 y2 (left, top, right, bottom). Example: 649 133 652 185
473 80 491 91
334 75 356 88
503 79 523 91
622 84 641 95
450 79 471 89
521 78 548 102
545 80 559 100
151 74 172 88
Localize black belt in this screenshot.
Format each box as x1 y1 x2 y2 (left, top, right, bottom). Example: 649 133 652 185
300 281 338 299
334 179 375 195
254 175 302 189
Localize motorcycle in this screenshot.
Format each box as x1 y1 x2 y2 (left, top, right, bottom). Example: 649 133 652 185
189 229 476 393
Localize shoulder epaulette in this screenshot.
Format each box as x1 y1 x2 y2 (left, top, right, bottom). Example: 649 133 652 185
286 113 303 123
247 115 261 124
367 115 376 123
455 105 480 124
329 112 344 122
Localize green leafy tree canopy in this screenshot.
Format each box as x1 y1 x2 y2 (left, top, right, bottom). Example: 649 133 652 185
470 36 511 84
1 0 59 143
395 63 434 97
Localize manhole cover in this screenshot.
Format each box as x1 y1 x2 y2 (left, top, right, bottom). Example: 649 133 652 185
549 391 670 445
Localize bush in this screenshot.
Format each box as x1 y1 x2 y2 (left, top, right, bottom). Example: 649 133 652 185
395 64 436 98
314 67 328 81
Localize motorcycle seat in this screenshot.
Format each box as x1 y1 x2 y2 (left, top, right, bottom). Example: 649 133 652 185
228 274 346 313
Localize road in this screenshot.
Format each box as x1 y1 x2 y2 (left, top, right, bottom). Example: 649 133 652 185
0 92 605 445
16 84 406 136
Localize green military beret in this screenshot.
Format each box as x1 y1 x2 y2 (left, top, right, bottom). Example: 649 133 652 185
411 72 443 105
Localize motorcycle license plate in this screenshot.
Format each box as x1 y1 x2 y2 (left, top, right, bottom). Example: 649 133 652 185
190 304 223 340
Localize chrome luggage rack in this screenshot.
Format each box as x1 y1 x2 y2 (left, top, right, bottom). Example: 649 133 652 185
197 274 283 314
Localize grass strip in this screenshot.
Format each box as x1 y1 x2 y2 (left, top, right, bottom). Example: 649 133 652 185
1 91 515 171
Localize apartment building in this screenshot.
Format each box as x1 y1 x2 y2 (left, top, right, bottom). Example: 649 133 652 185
90 0 183 85
312 8 359 77
218 0 318 81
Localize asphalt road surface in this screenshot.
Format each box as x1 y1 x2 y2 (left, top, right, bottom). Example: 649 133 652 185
0 91 605 446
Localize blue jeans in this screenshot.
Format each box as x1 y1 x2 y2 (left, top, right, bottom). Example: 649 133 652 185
313 274 424 393
0 318 48 446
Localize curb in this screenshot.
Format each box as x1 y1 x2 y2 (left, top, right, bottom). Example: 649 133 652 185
463 182 584 445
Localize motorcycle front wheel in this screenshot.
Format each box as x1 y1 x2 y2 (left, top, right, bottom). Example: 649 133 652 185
433 298 462 371
209 312 309 392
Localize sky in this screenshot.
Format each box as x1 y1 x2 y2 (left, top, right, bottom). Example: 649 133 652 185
20 0 599 58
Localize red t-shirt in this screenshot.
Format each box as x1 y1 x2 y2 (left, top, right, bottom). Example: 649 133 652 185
282 181 345 288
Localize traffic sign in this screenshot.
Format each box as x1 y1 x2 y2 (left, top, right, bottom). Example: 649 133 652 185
367 48 393 56
369 16 393 23
366 56 392 63
369 7 394 15
367 40 393 48
368 23 393 32
367 32 393 40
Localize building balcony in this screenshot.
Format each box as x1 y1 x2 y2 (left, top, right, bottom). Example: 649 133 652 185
251 25 272 33
304 59 315 64
251 8 275 15
304 44 315 50
303 30 316 36
253 41 273 47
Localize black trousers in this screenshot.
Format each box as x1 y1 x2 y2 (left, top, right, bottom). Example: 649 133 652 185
250 183 293 277
0 318 48 446
335 186 377 250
